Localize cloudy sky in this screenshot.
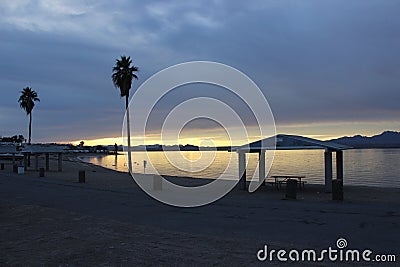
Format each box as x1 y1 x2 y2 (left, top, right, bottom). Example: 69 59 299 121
1 0 399 145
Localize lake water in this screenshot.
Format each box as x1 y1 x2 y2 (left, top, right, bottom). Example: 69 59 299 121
80 149 400 188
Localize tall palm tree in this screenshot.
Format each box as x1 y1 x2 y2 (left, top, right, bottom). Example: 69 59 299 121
18 87 40 145
112 56 139 173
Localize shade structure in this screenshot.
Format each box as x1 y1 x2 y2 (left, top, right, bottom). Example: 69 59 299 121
233 134 351 193
0 145 20 165
0 145 18 153
21 145 68 172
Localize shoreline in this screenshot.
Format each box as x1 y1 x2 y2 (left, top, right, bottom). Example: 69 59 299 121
2 154 400 200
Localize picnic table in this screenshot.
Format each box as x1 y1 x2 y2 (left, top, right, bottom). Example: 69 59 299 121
266 175 306 189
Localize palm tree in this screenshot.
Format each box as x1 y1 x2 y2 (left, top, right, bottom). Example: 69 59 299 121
18 87 40 145
112 56 139 172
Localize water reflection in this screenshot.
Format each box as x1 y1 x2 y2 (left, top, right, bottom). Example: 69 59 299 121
80 149 400 188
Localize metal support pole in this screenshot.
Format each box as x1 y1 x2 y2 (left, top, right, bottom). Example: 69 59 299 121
324 150 333 193
24 153 28 171
58 153 62 172
333 150 344 201
336 150 343 180
45 153 50 171
259 150 266 184
238 152 247 190
35 154 39 171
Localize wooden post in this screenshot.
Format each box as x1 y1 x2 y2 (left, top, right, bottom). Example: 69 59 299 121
45 153 50 171
259 150 265 184
79 170 85 183
324 150 333 193
58 153 62 172
238 152 247 190
13 164 18 173
39 168 45 177
35 154 39 171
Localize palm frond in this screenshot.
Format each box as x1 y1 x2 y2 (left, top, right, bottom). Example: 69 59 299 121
18 87 40 114
111 55 139 97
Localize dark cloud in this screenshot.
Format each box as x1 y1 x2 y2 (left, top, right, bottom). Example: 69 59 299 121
1 0 399 142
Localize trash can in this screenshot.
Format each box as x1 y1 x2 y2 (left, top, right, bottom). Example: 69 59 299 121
286 179 298 199
332 179 343 201
17 166 24 174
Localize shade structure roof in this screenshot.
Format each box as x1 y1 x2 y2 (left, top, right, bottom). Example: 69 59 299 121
0 145 18 153
234 134 351 152
21 145 68 153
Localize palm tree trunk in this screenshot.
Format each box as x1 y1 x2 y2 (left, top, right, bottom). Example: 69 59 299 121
28 112 32 145
125 95 133 173
28 112 32 166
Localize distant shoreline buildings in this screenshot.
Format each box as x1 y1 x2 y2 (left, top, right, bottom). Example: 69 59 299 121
2 131 400 152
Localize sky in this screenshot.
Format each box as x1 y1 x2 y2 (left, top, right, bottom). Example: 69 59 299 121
0 0 399 146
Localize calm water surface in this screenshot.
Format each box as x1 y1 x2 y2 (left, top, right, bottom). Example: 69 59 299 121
81 149 400 188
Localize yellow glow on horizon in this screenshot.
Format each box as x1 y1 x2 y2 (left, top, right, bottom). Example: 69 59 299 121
69 135 257 147
70 137 123 146
67 121 399 146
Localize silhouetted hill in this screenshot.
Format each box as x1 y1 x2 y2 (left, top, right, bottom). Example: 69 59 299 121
329 131 400 148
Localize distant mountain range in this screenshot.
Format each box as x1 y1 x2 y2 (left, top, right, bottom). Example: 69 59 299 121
328 131 400 148
128 131 400 150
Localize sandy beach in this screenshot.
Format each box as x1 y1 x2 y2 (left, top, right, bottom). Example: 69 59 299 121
0 155 399 266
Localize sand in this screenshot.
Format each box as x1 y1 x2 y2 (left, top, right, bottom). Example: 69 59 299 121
0 155 399 266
